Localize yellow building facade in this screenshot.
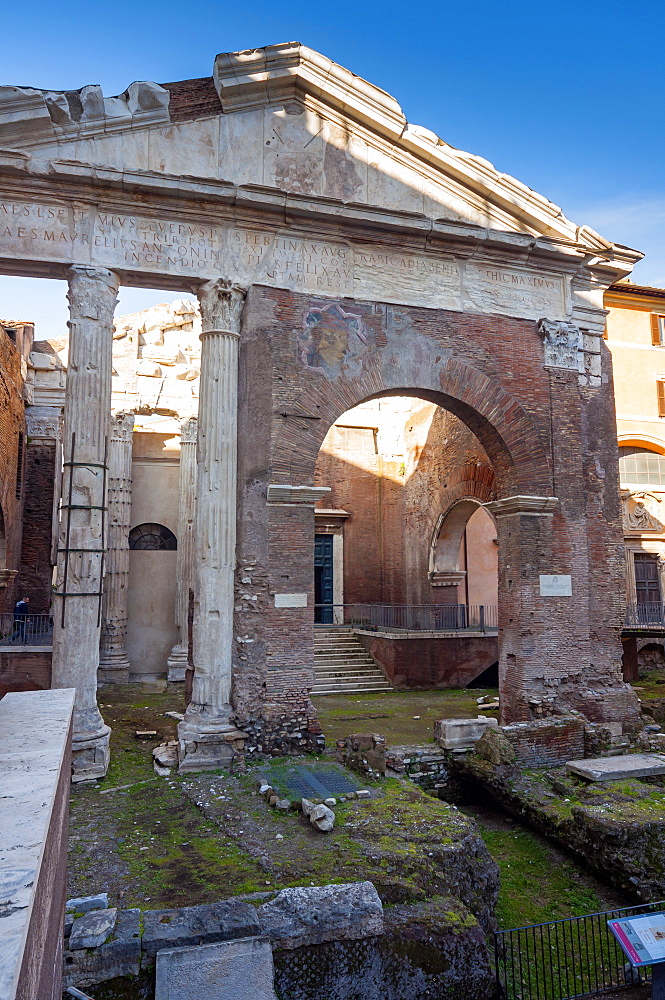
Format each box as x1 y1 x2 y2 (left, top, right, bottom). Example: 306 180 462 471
605 282 665 676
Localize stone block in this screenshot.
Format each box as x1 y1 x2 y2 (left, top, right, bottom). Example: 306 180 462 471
142 899 260 958
434 717 498 750
63 909 141 989
567 753 665 782
68 908 117 949
66 892 109 913
155 935 276 1000
258 881 383 950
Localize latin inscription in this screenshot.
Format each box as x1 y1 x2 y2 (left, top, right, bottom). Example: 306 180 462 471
0 199 567 322
465 263 564 319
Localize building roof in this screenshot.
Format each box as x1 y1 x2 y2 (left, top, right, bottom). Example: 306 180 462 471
608 281 665 301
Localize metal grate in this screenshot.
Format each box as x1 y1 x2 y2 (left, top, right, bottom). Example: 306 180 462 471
262 762 363 800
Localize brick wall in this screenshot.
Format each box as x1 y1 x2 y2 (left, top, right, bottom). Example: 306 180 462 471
233 285 639 743
501 717 586 768
15 440 57 612
357 633 498 689
0 323 30 614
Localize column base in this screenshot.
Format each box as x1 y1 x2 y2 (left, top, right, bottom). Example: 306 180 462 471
166 646 189 683
177 712 246 774
98 656 131 685
71 724 111 783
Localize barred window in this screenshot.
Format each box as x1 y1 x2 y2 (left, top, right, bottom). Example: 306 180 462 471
619 447 665 486
128 523 177 550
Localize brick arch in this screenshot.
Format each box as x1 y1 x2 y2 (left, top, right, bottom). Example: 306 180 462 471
272 358 552 496
430 496 497 575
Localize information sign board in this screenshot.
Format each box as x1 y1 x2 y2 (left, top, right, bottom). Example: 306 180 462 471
608 913 665 967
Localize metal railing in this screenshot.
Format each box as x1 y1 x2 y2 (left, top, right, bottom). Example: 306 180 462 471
314 603 498 631
495 900 665 1000
625 602 665 628
0 613 53 647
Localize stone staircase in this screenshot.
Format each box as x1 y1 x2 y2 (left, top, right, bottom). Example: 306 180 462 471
312 627 393 695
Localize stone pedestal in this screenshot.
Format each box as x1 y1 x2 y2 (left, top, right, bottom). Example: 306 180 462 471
99 411 134 684
178 280 248 772
167 416 197 682
51 265 118 781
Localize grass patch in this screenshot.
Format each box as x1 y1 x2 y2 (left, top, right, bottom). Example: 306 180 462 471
479 825 604 928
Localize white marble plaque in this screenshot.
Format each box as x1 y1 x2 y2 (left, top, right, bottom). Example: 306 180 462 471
539 574 572 597
274 593 308 608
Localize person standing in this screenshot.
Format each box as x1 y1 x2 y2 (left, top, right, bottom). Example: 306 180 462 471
12 596 30 643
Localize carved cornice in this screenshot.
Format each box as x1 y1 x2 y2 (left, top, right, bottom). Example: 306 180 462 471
484 495 558 517
429 570 466 587
267 484 331 506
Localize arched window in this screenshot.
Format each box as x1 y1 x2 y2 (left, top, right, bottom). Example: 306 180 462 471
128 523 177 550
619 447 665 487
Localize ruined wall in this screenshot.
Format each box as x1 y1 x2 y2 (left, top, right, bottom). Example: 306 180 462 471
15 440 57 612
357 632 498 689
0 323 30 613
234 284 637 737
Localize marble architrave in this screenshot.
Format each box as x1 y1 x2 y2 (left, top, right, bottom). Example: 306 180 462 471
167 416 197 682
177 280 247 772
99 411 134 684
51 264 117 782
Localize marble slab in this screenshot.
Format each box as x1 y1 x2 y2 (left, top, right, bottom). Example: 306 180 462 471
566 754 665 782
0 688 75 1000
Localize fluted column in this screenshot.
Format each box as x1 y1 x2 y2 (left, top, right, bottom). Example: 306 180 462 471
167 416 197 682
99 411 134 683
52 265 118 781
178 279 247 772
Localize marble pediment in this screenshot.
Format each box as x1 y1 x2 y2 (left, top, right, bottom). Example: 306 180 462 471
0 44 638 258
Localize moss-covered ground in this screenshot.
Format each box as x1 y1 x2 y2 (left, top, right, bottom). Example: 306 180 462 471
68 684 494 913
312 686 498 745
69 683 634 934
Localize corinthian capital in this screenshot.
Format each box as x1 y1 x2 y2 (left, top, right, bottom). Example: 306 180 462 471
110 411 135 442
180 415 198 444
197 278 247 335
67 265 119 326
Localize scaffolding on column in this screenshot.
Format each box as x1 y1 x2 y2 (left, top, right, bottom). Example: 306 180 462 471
57 432 109 628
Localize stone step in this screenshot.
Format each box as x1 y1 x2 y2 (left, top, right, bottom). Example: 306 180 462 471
314 669 387 680
314 652 375 662
311 684 393 695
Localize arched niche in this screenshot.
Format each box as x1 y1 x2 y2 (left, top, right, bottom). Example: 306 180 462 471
429 499 498 608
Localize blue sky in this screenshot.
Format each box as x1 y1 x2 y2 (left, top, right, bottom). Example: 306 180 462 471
2 0 664 337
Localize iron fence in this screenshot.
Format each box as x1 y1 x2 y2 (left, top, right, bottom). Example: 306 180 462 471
625 602 665 628
0 613 53 647
495 900 665 1000
314 603 498 631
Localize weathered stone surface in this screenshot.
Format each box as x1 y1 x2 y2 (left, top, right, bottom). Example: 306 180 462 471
474 726 516 765
66 892 109 913
155 935 277 1000
258 882 383 951
142 899 260 958
434 717 498 750
567 753 665 781
272 897 493 1000
456 753 665 902
63 908 141 989
301 797 335 831
68 908 117 949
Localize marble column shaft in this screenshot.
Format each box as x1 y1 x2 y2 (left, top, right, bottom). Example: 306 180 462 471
167 416 197 682
99 411 134 683
178 279 247 771
52 264 118 781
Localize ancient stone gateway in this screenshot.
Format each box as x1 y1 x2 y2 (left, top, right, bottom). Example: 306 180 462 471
0 42 640 774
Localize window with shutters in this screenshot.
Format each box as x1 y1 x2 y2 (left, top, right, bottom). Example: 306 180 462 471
659 380 665 417
651 314 665 346
634 552 662 605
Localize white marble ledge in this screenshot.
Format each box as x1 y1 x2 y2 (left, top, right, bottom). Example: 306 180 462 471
0 688 75 1000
